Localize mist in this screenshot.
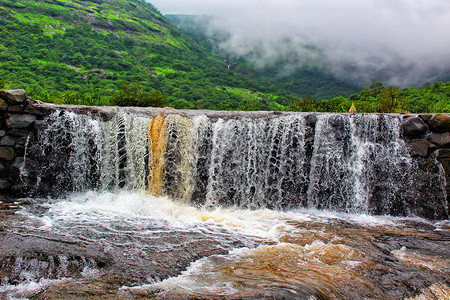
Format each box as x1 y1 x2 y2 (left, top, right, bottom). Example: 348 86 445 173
151 0 450 87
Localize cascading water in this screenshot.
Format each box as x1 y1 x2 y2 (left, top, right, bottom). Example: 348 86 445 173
19 110 447 217
2 109 449 299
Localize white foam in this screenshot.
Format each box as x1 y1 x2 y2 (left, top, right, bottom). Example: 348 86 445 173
0 278 68 300
39 191 291 240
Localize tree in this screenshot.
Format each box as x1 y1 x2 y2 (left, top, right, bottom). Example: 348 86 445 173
377 86 405 113
111 81 167 107
369 82 384 96
288 96 317 112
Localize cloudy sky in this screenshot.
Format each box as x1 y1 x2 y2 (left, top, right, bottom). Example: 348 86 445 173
149 0 450 86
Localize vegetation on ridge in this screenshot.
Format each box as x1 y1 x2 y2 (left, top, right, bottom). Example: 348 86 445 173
0 0 448 112
288 82 450 113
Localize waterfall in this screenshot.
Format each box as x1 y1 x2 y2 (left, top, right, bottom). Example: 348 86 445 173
21 110 447 218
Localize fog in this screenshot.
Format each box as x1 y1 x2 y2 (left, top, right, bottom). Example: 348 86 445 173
150 0 450 87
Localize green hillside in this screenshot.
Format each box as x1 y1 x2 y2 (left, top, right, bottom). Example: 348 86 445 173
0 1 447 112
0 0 360 110
166 14 359 100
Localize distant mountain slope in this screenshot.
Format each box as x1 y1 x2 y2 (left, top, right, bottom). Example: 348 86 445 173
2 0 182 45
166 14 360 100
0 0 358 109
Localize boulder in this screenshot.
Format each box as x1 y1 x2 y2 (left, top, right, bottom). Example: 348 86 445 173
419 114 432 122
428 132 450 148
33 120 47 132
0 135 16 147
8 105 24 112
0 98 7 111
438 148 450 160
7 129 30 137
408 139 430 157
0 89 27 104
24 104 50 116
428 114 450 133
402 117 428 138
6 114 36 129
15 136 32 157
15 143 25 157
0 179 10 190
0 161 6 176
437 149 450 179
0 130 5 138
0 146 15 160
305 114 317 127
16 136 28 147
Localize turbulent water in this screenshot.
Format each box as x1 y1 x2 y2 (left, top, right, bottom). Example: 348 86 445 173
1 110 449 299
1 192 449 299
17 111 447 216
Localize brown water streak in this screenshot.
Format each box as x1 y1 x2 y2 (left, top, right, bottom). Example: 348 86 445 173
148 116 166 196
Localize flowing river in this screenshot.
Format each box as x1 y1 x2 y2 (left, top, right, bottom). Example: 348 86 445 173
1 110 449 299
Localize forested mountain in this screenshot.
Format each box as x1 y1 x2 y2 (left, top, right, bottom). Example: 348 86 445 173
0 0 359 110
0 0 447 112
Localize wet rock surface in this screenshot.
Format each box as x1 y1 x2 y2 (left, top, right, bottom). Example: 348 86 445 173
5 114 36 129
402 117 428 138
429 114 450 133
0 89 27 104
1 201 449 300
401 113 450 218
0 200 252 299
428 132 450 148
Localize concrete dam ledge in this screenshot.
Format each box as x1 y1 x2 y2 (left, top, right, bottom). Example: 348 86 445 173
0 89 449 219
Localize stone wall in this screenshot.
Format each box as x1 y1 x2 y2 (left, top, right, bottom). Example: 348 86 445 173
401 114 450 208
0 89 449 218
0 90 51 202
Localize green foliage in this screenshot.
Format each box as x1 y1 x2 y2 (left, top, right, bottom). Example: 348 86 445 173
287 96 316 112
285 82 449 113
377 86 405 113
54 90 109 106
0 0 447 112
0 0 363 111
110 81 167 107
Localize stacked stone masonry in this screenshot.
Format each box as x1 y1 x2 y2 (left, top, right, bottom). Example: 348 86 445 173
0 89 449 218
401 115 450 204
0 89 50 201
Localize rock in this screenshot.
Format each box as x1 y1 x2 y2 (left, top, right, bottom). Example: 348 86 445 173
0 89 27 104
6 114 36 129
330 116 347 141
15 144 25 157
0 161 6 176
437 148 450 160
8 105 24 112
402 117 428 138
33 120 48 132
0 146 15 160
428 114 450 133
438 156 450 183
16 136 28 146
0 179 10 190
0 98 7 111
419 114 432 123
428 132 450 148
305 114 317 127
24 104 50 116
0 130 5 138
428 142 438 154
408 139 430 157
0 135 16 147
7 129 30 137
